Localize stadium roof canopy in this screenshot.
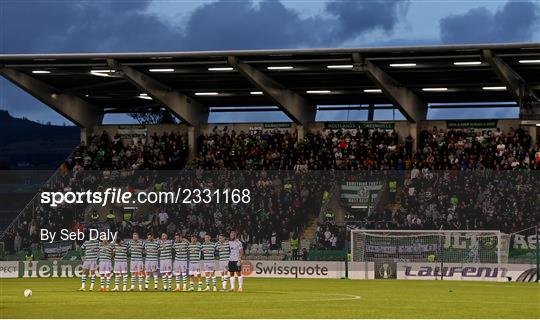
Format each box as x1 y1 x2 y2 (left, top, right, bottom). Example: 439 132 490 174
1 43 539 127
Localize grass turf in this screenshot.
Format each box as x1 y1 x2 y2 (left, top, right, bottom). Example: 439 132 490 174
0 278 538 318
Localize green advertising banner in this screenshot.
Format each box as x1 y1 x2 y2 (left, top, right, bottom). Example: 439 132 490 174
263 122 292 129
324 122 395 130
446 120 498 129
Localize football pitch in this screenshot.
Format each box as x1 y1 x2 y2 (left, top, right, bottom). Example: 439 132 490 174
0 278 538 318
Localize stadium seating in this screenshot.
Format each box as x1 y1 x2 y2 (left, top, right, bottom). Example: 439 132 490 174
1 127 539 256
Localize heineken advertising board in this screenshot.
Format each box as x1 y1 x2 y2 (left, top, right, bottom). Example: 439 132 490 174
324 122 395 130
0 260 83 278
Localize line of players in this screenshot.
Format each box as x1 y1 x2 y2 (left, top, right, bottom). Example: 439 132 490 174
78 230 244 292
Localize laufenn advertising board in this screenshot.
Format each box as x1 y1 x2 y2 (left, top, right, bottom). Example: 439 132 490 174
396 263 536 282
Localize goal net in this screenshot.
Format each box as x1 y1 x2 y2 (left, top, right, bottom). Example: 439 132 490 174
350 230 510 279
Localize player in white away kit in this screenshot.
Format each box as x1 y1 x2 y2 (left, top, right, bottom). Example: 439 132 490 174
78 238 99 291
201 234 217 291
158 233 174 291
144 233 159 290
128 232 145 291
98 239 114 291
112 238 128 291
228 231 244 292
188 234 203 291
216 234 230 291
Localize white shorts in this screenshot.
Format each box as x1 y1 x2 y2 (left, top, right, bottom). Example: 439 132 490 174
218 260 229 274
99 261 112 274
145 260 159 272
82 260 97 271
160 259 172 273
114 261 128 273
188 261 201 275
203 261 215 273
130 260 144 273
173 261 188 275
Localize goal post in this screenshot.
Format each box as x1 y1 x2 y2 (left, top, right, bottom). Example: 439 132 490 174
350 230 510 279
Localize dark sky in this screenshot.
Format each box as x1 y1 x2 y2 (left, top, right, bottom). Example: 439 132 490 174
0 0 539 124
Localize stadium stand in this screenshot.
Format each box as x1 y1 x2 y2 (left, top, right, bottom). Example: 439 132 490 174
0 44 539 261
1 126 538 259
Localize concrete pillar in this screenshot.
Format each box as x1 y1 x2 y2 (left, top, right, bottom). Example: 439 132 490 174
367 104 375 121
297 125 305 141
187 126 197 161
80 128 90 146
409 123 419 154
529 125 538 147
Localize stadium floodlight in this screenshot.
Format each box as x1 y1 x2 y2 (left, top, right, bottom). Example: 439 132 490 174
267 66 294 70
306 90 331 94
195 92 219 96
453 61 482 66
518 59 540 64
422 87 448 92
327 65 353 69
389 63 416 67
482 86 507 91
31 70 51 74
250 91 264 95
208 67 234 71
90 69 115 77
137 93 152 100
363 89 382 93
148 68 174 72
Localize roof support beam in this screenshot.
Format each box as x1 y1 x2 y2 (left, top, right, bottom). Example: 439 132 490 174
228 56 315 125
483 49 540 119
353 53 427 123
119 64 208 126
0 67 103 127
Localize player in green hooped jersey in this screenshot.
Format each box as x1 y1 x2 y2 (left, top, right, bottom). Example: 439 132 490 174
216 234 231 290
201 234 217 291
188 234 203 291
144 233 159 290
79 238 99 291
158 233 174 291
172 233 189 291
112 238 129 291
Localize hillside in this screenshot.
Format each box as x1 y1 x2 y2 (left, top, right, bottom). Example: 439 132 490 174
0 110 80 169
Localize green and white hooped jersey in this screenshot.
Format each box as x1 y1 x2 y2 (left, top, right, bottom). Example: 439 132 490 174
188 242 202 262
201 241 216 261
128 240 144 261
98 242 113 262
113 243 128 262
216 241 231 261
81 240 99 261
144 241 159 261
173 240 189 261
158 240 173 260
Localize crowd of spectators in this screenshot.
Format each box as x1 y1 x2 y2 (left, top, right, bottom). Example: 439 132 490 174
2 126 539 257
65 130 189 171
193 128 407 170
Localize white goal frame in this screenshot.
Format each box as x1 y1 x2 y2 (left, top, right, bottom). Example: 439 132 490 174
350 229 507 264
